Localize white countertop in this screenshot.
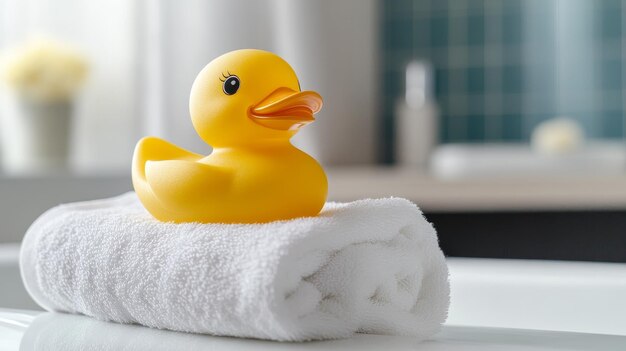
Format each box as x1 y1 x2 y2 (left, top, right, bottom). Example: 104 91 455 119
446 258 626 336
2 310 625 351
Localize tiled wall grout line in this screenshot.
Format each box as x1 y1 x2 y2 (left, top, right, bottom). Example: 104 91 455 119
483 1 504 140
448 0 469 141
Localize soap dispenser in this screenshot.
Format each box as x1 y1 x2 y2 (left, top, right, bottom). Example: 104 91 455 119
394 60 438 169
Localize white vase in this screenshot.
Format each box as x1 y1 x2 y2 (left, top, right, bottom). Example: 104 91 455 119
1 96 72 174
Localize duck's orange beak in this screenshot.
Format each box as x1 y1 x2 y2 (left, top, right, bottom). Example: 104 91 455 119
249 88 323 131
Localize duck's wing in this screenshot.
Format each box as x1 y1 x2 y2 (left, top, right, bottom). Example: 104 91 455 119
145 159 233 208
132 136 203 181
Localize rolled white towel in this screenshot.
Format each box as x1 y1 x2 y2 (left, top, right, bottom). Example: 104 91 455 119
20 192 449 341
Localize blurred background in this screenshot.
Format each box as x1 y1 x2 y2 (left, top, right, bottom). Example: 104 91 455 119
0 0 625 262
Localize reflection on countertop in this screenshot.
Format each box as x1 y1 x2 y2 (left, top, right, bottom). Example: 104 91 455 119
0 311 622 351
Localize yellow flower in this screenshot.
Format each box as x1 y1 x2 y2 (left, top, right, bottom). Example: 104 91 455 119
0 39 88 102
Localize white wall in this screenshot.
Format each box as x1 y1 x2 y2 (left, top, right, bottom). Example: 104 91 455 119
274 0 379 165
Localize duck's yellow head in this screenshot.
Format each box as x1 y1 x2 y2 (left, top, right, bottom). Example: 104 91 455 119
189 49 322 147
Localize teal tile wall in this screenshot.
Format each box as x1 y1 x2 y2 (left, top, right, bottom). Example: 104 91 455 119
381 0 625 163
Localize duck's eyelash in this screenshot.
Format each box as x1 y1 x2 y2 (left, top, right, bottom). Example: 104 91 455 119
219 71 235 82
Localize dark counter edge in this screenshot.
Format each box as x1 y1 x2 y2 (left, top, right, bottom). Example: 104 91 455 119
426 209 626 263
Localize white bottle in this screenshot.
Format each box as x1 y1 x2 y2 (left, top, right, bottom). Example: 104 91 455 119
394 61 438 169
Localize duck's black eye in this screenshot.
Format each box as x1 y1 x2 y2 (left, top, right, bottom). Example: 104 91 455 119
223 76 240 95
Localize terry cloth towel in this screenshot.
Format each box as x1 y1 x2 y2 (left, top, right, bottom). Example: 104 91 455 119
20 192 449 342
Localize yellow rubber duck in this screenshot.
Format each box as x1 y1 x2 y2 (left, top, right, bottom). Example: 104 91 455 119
132 49 327 223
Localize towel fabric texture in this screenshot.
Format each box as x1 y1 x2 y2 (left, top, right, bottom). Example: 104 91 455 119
20 192 449 341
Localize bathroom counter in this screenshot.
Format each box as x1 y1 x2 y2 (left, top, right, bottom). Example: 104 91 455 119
1 170 626 243
327 167 626 212
0 174 131 243
2 309 624 351
1 166 624 218
327 167 626 262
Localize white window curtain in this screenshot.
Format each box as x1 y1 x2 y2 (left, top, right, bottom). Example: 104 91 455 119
1 0 378 171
